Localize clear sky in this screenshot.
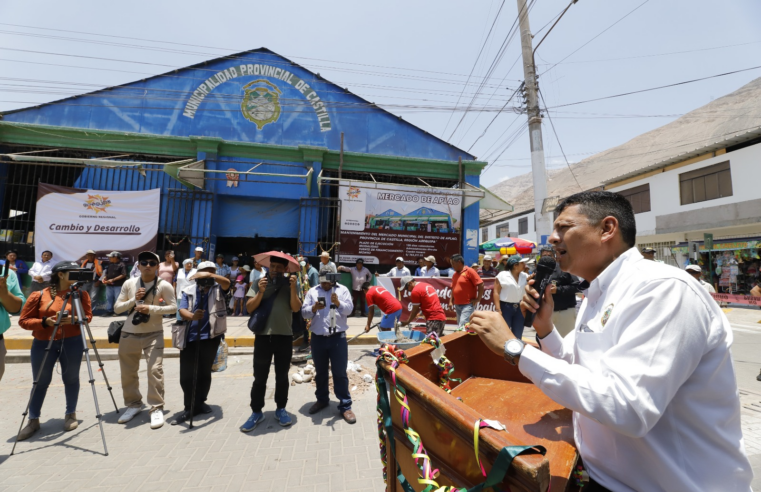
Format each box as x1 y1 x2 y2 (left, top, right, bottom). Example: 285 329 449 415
1 0 759 187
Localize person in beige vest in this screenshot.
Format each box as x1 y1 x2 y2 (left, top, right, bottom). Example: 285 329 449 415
114 251 176 429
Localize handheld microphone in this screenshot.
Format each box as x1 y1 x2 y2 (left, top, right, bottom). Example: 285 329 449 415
523 256 556 328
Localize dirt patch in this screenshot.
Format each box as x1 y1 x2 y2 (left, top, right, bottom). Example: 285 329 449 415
306 362 375 395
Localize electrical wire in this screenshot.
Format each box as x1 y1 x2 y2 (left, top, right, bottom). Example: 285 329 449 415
467 83 524 151
539 89 582 191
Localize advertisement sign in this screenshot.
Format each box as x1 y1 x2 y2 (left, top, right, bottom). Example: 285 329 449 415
339 182 462 266
35 184 160 263
377 277 496 326
711 293 761 306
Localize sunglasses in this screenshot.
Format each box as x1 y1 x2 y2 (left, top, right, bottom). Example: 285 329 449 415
140 260 158 267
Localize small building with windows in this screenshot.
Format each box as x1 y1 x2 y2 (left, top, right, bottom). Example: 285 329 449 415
481 76 761 271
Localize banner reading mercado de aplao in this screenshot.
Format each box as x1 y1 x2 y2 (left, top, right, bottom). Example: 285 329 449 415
35 183 160 263
338 182 462 266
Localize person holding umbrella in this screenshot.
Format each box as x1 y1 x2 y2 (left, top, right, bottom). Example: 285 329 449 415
241 252 302 432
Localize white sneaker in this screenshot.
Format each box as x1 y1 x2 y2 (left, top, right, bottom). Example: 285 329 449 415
150 409 164 429
117 406 143 424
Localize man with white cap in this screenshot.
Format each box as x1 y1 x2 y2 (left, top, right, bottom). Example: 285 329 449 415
385 257 411 277
422 255 440 277
192 246 205 268
318 251 337 274
478 255 497 278
685 264 716 294
114 251 177 429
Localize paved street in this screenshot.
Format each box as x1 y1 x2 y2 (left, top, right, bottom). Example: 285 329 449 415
1 307 761 491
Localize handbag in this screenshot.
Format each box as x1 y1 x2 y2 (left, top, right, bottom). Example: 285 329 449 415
107 279 160 344
247 281 286 334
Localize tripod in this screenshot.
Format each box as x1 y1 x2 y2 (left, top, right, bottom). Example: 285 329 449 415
11 281 119 456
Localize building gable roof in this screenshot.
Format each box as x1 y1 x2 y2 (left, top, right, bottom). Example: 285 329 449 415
1 48 475 162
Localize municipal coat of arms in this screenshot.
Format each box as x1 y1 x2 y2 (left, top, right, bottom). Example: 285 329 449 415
241 79 282 129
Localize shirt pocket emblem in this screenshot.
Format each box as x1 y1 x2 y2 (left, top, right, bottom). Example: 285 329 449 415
600 303 614 327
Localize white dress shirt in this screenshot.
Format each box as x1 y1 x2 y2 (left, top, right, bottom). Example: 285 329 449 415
518 248 752 492
698 278 717 294
29 259 54 282
301 283 354 336
422 266 440 277
385 266 411 277
496 271 527 303
175 268 197 298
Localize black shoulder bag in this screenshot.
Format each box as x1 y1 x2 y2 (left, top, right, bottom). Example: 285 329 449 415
107 279 159 344
247 280 286 334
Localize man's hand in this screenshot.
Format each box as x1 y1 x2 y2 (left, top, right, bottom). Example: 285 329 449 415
471 298 481 309
447 301 453 311
135 304 150 315
520 277 555 337
550 283 557 295
331 293 340 307
192 309 204 321
364 324 371 333
257 277 268 292
400 320 409 327
34 276 44 283
312 300 324 314
135 287 146 301
0 276 8 294
192 271 212 281
468 311 515 356
289 275 297 290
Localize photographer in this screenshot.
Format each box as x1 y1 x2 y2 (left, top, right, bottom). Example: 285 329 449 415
172 261 230 425
0 258 25 382
17 261 91 440
240 255 302 432
114 251 176 430
302 272 356 424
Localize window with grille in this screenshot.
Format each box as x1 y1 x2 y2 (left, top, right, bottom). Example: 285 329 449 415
481 227 489 242
680 161 732 205
618 183 651 214
518 218 528 235
496 224 509 238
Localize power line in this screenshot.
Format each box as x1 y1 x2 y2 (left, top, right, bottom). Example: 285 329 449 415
441 0 507 137
540 0 651 76
550 64 761 109
539 89 582 191
467 83 523 151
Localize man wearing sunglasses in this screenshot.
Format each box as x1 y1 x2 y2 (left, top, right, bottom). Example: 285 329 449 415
114 251 177 429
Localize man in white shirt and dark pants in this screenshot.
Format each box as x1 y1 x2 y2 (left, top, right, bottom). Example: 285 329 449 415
469 191 752 492
385 257 411 277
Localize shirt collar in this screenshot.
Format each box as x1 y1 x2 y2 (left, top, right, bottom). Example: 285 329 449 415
584 247 639 300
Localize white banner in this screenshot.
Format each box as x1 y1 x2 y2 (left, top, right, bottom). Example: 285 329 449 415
35 184 160 263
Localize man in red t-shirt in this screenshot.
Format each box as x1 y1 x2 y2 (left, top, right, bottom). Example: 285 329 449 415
399 276 446 336
447 254 484 329
362 282 402 333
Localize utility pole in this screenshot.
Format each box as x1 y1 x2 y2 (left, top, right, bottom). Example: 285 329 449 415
516 0 552 245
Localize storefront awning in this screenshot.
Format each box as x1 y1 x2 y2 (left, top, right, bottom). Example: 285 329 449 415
671 237 761 254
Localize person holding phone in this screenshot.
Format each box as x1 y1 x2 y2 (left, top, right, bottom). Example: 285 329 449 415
17 261 91 440
0 259 25 382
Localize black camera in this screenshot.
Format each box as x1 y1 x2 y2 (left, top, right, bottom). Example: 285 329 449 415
197 277 215 288
66 269 95 282
132 302 150 325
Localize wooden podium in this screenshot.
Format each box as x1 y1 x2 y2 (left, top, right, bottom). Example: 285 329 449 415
381 331 579 492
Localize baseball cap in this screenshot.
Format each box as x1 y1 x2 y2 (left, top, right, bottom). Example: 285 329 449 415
216 253 225 259
85 249 96 255
685 264 702 273
232 256 239 261
400 275 414 290
395 257 404 262
138 251 160 263
519 257 530 263
506 256 522 268
424 255 436 263
197 261 216 271
52 261 81 275
483 255 492 261
107 251 122 258
641 247 656 253
182 258 194 266
356 258 364 264
195 246 204 252
300 261 306 267
242 265 252 271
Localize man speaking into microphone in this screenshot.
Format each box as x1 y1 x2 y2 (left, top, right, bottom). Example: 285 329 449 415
468 191 752 492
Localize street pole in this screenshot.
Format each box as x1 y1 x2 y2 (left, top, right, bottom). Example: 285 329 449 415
516 0 552 245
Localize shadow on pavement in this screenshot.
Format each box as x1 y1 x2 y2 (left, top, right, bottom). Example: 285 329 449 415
4 421 107 457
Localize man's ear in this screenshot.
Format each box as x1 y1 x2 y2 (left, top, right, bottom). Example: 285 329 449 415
600 216 619 245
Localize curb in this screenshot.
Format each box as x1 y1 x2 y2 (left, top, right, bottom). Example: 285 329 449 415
3 334 381 352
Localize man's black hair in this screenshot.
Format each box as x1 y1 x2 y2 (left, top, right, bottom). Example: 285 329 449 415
416 257 424 261
555 191 637 247
269 256 289 267
42 250 53 257
450 254 464 264
361 281 372 291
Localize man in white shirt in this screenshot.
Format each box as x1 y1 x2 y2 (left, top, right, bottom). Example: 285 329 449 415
422 255 440 277
318 251 337 274
469 191 752 492
385 257 411 277
685 264 716 294
29 250 54 292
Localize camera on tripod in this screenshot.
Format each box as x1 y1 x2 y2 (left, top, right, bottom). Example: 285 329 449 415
65 269 95 282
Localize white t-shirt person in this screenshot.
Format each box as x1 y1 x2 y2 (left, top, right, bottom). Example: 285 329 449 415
495 270 528 303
